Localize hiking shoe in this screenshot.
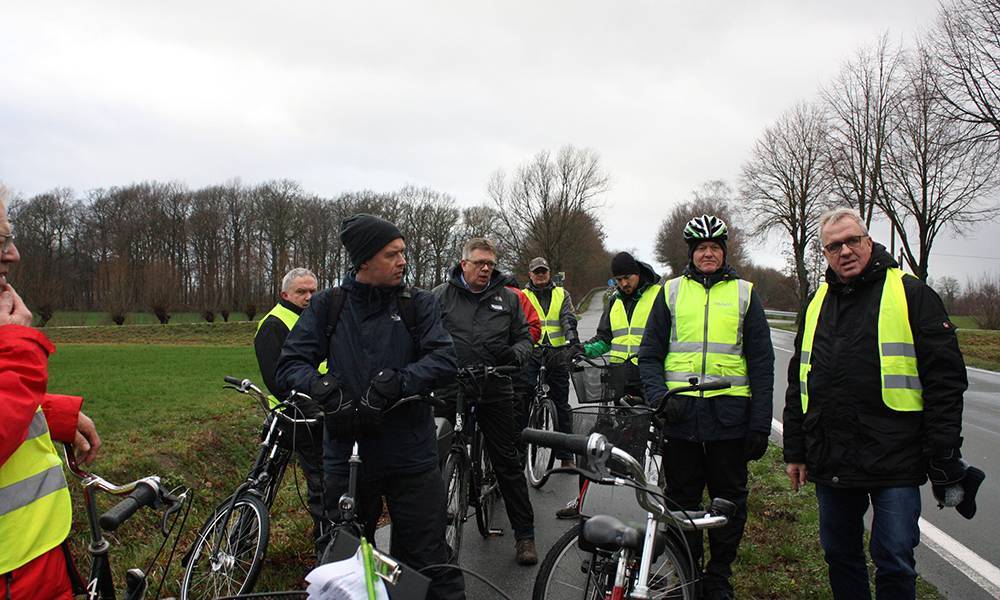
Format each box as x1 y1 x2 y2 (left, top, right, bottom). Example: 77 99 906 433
515 538 538 565
555 497 579 519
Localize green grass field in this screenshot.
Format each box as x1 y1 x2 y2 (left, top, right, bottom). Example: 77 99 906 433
37 310 256 327
39 327 943 598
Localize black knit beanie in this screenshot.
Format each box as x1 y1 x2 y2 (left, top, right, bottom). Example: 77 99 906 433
610 252 640 277
340 214 404 269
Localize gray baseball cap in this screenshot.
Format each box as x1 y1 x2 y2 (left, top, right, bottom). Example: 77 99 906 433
528 257 550 272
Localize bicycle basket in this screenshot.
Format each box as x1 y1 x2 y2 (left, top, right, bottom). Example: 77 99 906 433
571 363 612 404
570 405 653 468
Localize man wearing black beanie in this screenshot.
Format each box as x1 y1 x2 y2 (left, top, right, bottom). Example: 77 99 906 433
278 214 465 599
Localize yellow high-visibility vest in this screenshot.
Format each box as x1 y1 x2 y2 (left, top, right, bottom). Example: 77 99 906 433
799 268 923 413
662 277 753 398
609 284 661 364
0 406 72 573
256 303 328 408
523 287 567 347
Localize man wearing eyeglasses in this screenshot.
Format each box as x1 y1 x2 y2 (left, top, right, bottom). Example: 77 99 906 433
1 196 101 599
783 208 976 600
432 237 537 565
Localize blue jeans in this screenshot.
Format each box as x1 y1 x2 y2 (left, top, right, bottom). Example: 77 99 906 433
815 484 921 600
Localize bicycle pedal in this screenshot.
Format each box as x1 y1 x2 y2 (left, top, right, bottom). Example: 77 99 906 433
487 528 505 537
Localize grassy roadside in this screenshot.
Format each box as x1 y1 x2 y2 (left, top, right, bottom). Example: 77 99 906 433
737 447 942 599
36 310 256 327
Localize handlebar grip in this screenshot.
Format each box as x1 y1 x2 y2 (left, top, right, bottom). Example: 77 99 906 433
99 481 158 532
223 376 243 386
521 428 591 456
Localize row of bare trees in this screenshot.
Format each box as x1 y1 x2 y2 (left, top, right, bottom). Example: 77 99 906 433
6 146 615 325
740 0 1000 311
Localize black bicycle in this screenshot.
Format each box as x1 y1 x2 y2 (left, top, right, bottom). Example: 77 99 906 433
179 376 319 599
524 344 561 489
440 364 520 561
63 444 190 600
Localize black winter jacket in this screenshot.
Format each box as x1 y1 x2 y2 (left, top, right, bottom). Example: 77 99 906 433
432 265 533 371
276 274 458 478
782 245 966 488
638 264 774 441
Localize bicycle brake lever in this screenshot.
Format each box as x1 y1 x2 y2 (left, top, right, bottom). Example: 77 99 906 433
160 489 188 536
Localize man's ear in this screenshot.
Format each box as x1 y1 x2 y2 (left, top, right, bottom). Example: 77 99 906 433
280 290 290 301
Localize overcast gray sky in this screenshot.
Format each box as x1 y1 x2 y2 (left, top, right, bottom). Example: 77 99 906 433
2 1 998 285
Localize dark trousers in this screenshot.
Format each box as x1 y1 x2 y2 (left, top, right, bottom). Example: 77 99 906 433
520 348 573 459
662 437 748 594
324 466 466 600
815 484 921 600
438 377 536 540
277 420 326 541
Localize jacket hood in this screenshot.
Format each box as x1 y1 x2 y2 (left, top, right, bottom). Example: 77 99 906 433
447 263 508 295
826 243 898 293
616 260 660 299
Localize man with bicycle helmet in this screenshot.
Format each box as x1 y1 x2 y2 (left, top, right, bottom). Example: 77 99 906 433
277 214 464 600
639 214 774 600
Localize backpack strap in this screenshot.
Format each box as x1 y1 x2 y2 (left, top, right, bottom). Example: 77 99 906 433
323 287 346 338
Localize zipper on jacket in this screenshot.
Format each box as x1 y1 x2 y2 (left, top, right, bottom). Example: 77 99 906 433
700 285 711 396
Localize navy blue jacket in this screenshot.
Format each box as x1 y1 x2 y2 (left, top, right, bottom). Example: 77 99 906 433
638 265 774 441
276 274 458 478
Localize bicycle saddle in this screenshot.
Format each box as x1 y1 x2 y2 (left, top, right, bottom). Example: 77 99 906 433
582 514 666 557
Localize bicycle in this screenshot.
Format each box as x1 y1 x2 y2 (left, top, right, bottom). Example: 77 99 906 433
524 380 738 600
180 376 319 599
440 364 520 562
524 344 562 489
63 443 190 600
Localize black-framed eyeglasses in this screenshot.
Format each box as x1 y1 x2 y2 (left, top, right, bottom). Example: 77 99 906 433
0 232 13 254
465 259 497 270
823 235 868 255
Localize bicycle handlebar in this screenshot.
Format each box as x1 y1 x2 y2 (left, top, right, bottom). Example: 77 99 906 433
99 480 160 532
455 364 521 379
222 376 319 425
520 429 592 456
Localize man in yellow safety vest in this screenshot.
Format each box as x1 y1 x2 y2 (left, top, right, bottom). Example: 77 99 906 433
1 195 101 600
638 214 774 600
783 208 980 599
254 267 326 543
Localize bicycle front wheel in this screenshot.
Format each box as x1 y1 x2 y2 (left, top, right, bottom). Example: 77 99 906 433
533 522 695 600
442 450 469 561
180 493 270 600
472 432 499 538
525 397 557 488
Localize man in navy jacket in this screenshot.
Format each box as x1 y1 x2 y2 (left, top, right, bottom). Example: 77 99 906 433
277 214 463 600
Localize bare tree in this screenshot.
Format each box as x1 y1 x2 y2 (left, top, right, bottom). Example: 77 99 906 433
933 0 1000 143
880 46 1000 280
488 145 609 271
822 34 904 227
654 180 749 278
741 102 833 308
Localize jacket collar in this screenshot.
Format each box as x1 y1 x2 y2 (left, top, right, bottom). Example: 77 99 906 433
683 263 737 288
278 297 304 314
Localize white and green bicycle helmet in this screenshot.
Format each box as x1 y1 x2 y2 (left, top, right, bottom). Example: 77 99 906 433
683 214 728 242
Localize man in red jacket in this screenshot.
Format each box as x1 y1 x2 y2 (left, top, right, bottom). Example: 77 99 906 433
1 197 101 599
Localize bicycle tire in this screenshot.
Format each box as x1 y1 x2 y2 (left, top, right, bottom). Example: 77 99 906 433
442 450 469 562
533 522 695 600
472 431 498 538
180 492 270 600
525 397 558 488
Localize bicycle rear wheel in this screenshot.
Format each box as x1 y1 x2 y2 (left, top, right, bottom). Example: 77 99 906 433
442 450 469 561
180 492 269 600
525 397 557 488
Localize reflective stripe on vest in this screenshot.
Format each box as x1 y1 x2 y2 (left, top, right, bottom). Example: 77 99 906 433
662 277 752 398
256 303 328 408
0 407 72 573
799 268 923 413
523 287 567 347
609 284 660 364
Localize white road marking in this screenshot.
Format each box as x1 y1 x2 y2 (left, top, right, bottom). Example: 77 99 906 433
769 417 1000 595
774 346 793 354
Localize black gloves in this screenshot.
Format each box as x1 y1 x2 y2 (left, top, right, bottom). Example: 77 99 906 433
366 369 403 411
566 342 586 365
289 392 323 420
928 449 986 519
488 344 519 366
744 432 769 462
310 374 343 409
